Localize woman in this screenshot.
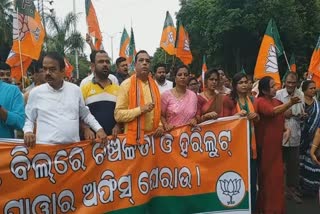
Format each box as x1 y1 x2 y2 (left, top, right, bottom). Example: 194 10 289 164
187 77 200 94
197 68 224 123
222 72 259 211
161 65 198 131
300 80 320 195
255 76 300 214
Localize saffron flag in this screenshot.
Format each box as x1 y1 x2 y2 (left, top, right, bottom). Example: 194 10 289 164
85 0 103 50
289 54 296 72
119 28 130 58
175 22 193 65
254 19 284 86
64 57 74 79
128 27 137 72
160 11 176 55
201 55 207 90
11 0 45 60
308 36 320 88
6 50 32 80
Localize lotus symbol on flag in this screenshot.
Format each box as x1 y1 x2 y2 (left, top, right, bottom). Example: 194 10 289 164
183 39 190 51
265 45 278 73
219 178 241 205
13 14 29 41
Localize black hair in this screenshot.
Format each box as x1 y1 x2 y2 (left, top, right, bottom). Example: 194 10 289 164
258 76 273 97
204 68 219 84
134 50 149 63
230 72 248 102
173 64 190 77
284 71 298 82
44 52 65 70
301 80 315 92
154 63 166 73
188 76 198 85
115 57 127 67
90 50 108 63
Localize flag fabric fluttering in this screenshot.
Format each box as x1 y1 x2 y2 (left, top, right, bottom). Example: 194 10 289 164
85 0 103 50
254 19 284 86
160 11 176 56
64 57 74 79
128 27 136 72
241 66 246 74
201 55 207 91
119 28 130 58
289 54 296 72
7 0 45 80
6 50 32 80
175 22 193 65
308 36 320 88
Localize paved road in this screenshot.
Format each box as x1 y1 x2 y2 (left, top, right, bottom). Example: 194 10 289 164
286 197 319 214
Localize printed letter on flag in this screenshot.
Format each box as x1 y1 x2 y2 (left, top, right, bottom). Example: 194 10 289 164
175 22 193 65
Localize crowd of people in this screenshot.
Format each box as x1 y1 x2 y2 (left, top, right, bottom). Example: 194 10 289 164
1 44 320 213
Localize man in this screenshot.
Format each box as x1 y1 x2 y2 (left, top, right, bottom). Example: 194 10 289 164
114 50 164 145
114 57 130 85
24 59 46 103
275 72 304 203
80 35 119 88
217 68 231 95
81 50 121 138
0 63 25 138
154 63 173 94
24 52 107 146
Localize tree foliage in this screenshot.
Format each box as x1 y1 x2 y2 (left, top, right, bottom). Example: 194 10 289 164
0 0 13 62
173 0 320 77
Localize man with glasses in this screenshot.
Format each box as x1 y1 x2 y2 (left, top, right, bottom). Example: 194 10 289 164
0 62 25 138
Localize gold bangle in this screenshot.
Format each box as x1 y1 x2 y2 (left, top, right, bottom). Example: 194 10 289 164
311 144 319 148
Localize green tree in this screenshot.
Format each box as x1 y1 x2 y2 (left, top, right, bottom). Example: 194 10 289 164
67 53 90 80
176 0 320 77
45 12 84 56
0 0 13 61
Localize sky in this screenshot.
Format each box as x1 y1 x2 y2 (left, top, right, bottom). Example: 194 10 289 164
53 0 181 62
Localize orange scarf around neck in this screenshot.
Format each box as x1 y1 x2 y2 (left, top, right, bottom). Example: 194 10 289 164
127 74 161 145
236 97 257 159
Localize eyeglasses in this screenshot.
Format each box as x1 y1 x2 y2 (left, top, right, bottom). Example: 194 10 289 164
0 70 10 77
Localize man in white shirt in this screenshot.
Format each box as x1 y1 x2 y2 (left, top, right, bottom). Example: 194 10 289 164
24 52 107 146
154 63 173 94
275 72 304 203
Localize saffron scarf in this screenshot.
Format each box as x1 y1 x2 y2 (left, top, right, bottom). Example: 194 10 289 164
127 74 161 145
236 97 257 159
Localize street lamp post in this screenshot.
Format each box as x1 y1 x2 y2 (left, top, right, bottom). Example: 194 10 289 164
102 32 122 64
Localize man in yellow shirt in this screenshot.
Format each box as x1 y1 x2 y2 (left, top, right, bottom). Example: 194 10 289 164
114 50 164 145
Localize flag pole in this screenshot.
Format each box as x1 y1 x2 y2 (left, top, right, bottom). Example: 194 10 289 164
16 7 25 90
283 50 291 71
73 0 79 79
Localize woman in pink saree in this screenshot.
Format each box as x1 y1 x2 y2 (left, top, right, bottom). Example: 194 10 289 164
161 65 198 131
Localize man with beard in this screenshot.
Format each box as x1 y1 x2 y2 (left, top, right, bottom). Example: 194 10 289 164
114 57 130 85
81 50 121 138
115 50 164 145
24 52 107 146
154 63 172 94
0 62 25 138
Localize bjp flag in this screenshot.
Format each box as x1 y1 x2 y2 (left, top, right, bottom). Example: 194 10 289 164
6 50 32 80
64 57 74 79
160 11 176 55
85 0 103 50
11 0 45 60
289 54 296 72
254 19 284 86
128 27 137 72
175 22 193 65
119 28 130 58
308 36 320 88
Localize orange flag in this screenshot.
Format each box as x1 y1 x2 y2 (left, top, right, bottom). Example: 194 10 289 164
160 11 176 55
254 19 284 86
201 55 207 91
11 0 45 60
64 57 74 79
85 0 103 50
175 22 193 65
308 36 320 88
6 50 32 80
119 28 130 58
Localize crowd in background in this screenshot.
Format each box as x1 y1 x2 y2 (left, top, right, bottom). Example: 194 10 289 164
1 46 320 214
